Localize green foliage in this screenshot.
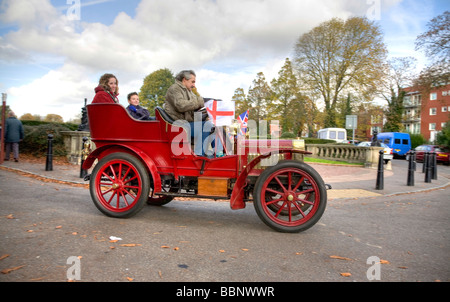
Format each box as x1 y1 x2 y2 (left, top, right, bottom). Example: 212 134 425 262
280 132 297 138
270 58 302 133
21 123 71 157
303 137 336 144
21 120 79 131
139 68 174 114
383 89 405 132
409 133 426 149
436 116 450 148
247 72 271 122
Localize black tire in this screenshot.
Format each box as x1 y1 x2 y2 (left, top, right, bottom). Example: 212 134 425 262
89 152 150 218
147 192 175 206
253 160 327 233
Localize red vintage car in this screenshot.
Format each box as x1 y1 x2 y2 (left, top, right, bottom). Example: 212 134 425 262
82 103 328 233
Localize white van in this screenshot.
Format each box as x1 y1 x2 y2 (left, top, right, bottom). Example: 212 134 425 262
317 128 347 143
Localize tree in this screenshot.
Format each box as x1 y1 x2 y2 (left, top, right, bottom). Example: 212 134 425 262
415 11 450 89
139 68 174 113
20 113 35 121
247 72 272 123
294 17 388 128
231 87 250 116
269 58 302 133
436 115 450 148
44 114 63 123
380 57 417 132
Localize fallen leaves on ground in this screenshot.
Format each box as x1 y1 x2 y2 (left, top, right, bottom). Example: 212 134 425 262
120 244 142 247
1 265 25 274
330 255 353 261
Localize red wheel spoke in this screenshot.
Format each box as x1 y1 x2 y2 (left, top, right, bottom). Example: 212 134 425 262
288 172 292 191
274 201 287 218
120 166 132 182
123 175 138 185
296 188 314 195
265 197 284 205
109 165 117 179
106 191 116 205
266 187 284 196
116 193 121 209
274 176 288 193
119 190 130 207
101 171 115 183
292 176 304 192
292 202 306 217
296 196 314 205
100 186 113 195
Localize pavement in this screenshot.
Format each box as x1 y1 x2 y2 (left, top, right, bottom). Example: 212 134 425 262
1 157 449 200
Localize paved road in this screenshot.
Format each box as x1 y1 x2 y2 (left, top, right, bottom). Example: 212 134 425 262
0 167 448 283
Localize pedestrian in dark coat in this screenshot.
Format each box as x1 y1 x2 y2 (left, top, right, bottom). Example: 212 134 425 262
4 111 24 162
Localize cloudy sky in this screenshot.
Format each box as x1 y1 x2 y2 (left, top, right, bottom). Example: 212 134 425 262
0 0 449 122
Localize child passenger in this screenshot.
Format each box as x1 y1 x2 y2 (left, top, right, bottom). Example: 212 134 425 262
126 92 154 120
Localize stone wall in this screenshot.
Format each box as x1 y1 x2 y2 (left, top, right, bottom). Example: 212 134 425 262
305 144 385 168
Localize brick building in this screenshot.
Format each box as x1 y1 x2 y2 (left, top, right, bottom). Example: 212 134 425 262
402 84 450 142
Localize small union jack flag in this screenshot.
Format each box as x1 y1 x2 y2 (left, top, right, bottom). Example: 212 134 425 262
238 110 249 136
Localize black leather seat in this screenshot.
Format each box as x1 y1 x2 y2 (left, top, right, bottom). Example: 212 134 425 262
155 106 175 124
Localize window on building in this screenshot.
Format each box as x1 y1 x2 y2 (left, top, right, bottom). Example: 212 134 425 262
430 92 437 100
413 94 421 105
414 123 421 134
443 106 448 113
430 108 437 115
443 91 448 96
371 126 381 135
429 123 436 130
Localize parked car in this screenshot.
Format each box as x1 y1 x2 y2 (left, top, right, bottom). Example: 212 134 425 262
357 141 394 163
414 145 450 165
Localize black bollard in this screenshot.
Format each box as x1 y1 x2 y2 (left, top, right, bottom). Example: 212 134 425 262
431 151 438 180
407 151 415 186
79 137 89 178
376 150 384 190
425 152 432 183
422 152 428 173
45 134 54 171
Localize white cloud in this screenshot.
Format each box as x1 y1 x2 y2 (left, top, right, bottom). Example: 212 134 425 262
0 0 411 121
7 63 95 121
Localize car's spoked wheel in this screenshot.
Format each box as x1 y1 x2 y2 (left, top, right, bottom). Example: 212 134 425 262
254 161 327 233
90 153 150 218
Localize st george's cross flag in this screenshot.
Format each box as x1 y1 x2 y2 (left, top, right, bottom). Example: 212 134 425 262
205 99 235 126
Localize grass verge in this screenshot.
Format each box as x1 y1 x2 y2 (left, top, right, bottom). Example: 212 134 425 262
304 156 364 166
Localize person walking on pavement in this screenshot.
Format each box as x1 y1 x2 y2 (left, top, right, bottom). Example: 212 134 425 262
4 111 24 162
